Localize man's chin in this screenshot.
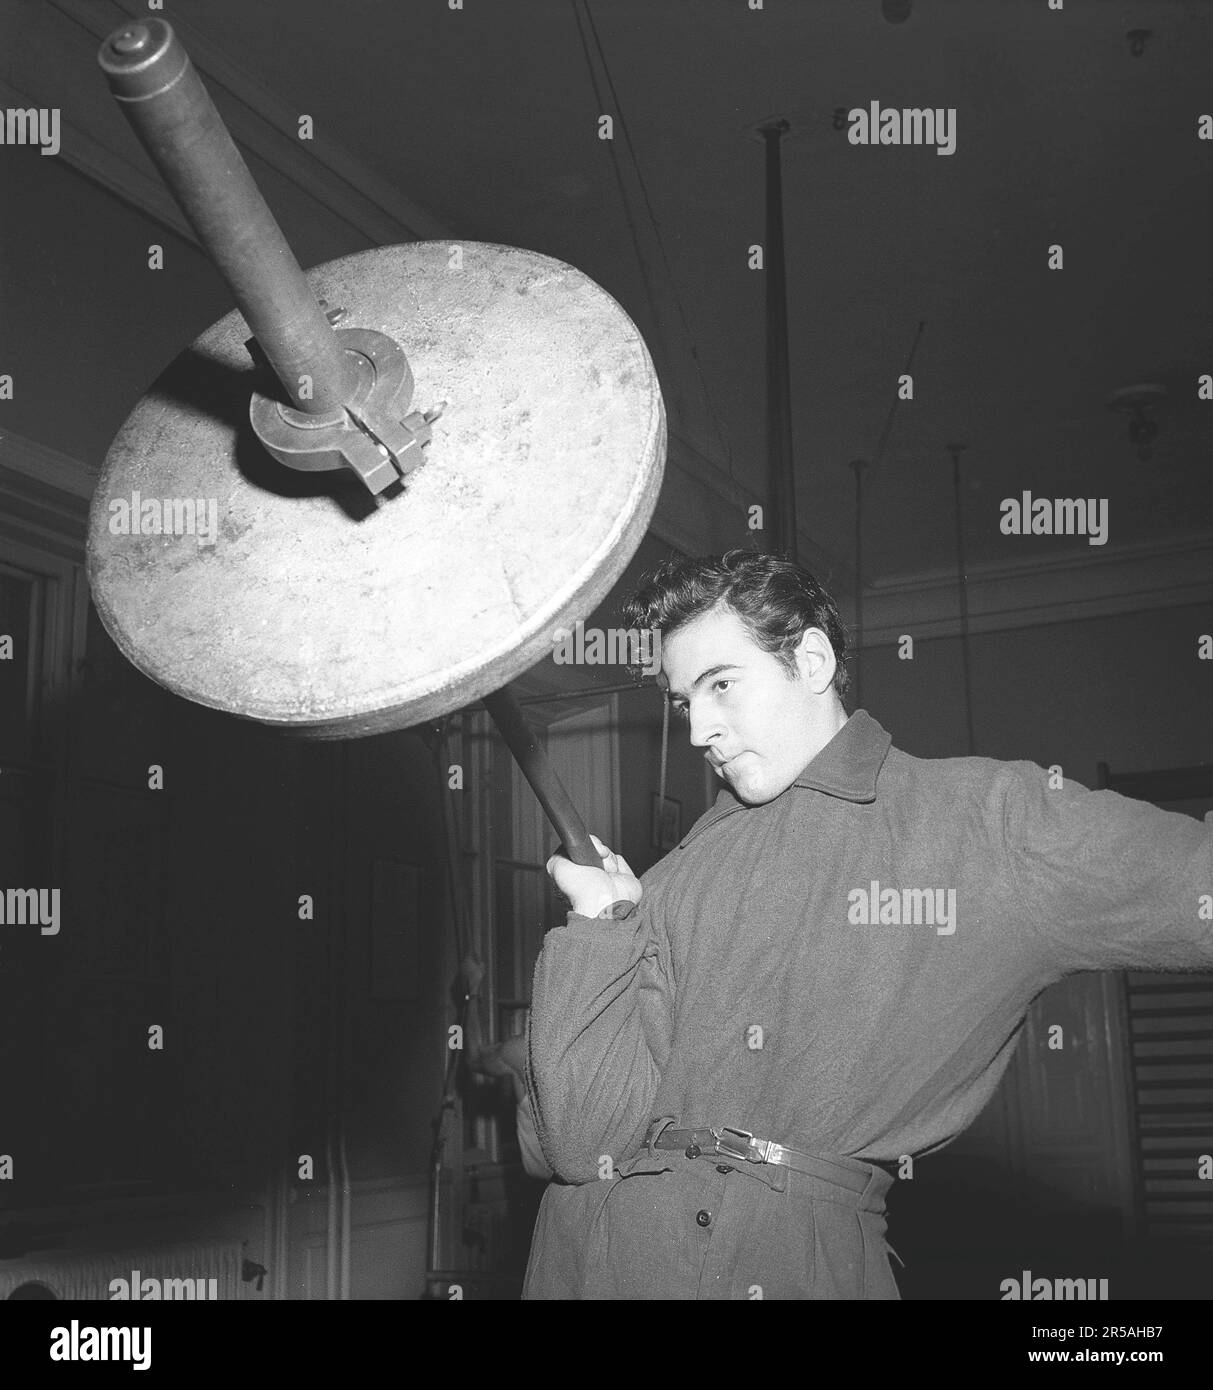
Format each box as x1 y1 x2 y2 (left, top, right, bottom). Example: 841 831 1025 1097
727 772 783 807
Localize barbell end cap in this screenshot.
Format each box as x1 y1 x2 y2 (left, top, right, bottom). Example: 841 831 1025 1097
98 19 186 104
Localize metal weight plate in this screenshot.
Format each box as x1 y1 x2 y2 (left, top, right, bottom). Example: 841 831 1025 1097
87 241 666 738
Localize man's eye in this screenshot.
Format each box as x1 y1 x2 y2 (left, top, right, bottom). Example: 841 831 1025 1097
714 679 733 694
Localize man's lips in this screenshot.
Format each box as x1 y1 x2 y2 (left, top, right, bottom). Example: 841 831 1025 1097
708 752 743 770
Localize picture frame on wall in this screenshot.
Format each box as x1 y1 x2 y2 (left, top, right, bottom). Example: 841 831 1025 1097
651 793 682 850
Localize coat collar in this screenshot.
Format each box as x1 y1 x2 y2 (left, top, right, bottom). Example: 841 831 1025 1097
677 709 893 847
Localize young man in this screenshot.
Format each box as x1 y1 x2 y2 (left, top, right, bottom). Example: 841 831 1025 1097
521 550 1212 1300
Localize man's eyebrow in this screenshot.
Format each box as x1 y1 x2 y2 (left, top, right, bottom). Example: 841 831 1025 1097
667 664 738 702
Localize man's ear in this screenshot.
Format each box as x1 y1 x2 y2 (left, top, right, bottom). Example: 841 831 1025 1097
794 627 837 693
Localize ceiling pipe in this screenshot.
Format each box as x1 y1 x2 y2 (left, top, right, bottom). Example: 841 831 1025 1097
849 459 869 710
758 118 799 561
947 443 976 757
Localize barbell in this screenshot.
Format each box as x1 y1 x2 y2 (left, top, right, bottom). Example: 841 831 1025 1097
85 19 667 869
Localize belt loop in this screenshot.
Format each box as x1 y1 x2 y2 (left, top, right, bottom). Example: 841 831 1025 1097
646 1116 675 1158
768 1162 789 1194
863 1160 894 1206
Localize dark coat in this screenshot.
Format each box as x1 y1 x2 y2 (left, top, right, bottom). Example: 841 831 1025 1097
522 710 1212 1298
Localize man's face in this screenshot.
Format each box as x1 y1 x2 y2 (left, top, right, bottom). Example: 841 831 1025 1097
661 604 838 806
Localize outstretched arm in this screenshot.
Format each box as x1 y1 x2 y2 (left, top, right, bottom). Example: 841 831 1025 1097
1004 763 1213 973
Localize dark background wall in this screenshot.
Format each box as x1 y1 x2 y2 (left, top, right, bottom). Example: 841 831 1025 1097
0 146 367 466
861 603 1209 777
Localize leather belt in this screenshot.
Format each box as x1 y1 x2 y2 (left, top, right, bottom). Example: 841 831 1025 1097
645 1120 876 1194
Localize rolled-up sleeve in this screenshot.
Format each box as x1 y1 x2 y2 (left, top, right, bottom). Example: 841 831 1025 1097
1003 762 1213 973
525 894 675 1185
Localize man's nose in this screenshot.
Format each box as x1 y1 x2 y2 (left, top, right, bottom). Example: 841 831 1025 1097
688 703 724 748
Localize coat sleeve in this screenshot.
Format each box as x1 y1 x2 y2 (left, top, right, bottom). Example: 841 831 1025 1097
1001 761 1213 973
524 882 675 1184
514 1090 555 1181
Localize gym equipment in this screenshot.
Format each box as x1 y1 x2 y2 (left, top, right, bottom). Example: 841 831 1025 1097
87 18 666 867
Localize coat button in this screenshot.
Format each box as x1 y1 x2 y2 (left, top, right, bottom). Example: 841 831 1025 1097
715 1164 734 1175
695 1209 711 1227
685 1144 701 1159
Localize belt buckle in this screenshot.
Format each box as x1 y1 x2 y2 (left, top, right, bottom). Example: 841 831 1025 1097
711 1125 756 1162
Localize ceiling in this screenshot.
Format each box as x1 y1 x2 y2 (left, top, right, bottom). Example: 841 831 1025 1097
7 0 1213 590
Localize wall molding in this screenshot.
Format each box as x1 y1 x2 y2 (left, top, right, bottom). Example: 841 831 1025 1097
0 432 94 572
858 530 1213 645
0 72 202 247
0 430 98 501
3 427 1207 645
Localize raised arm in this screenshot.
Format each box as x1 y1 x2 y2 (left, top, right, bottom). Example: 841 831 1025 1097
525 837 675 1183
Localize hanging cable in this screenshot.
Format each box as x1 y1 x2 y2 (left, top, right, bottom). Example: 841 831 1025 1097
435 715 474 969
847 321 925 713
571 0 736 477
871 319 927 473
948 444 977 757
758 119 797 561
849 459 868 710
658 688 670 813
425 714 482 1287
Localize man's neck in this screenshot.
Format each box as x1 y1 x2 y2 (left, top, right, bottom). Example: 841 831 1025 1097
799 701 850 774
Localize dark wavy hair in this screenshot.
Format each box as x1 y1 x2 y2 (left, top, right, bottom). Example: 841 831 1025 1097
619 549 850 700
